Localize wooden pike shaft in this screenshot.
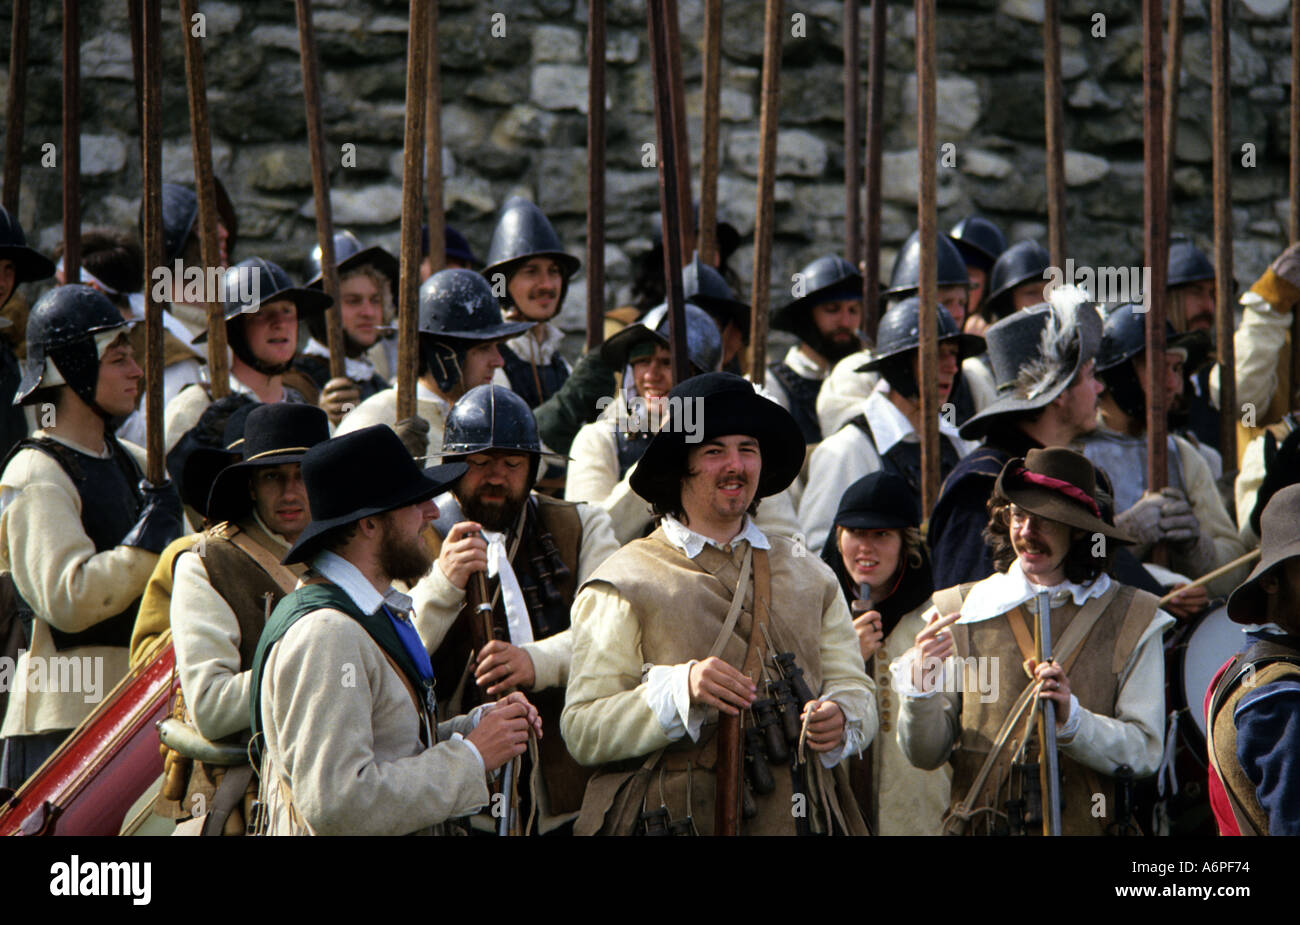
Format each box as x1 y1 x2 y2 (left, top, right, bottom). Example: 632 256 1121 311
396 0 429 422
862 0 886 340
296 0 346 382
425 1 445 276
647 0 689 386
1291 0 1300 408
141 0 164 486
62 0 81 280
1043 0 1067 267
128 0 143 138
1142 0 1169 496
1211 0 1236 462
843 0 861 265
586 0 606 350
1163 0 1184 205
180 0 230 399
664 0 694 263
915 0 940 518
748 0 783 389
2 0 29 215
698 0 722 269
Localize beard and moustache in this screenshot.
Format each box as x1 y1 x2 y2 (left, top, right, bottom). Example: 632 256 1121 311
377 517 436 585
460 481 530 533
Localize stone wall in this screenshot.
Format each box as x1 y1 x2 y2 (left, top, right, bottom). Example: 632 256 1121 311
0 0 1293 348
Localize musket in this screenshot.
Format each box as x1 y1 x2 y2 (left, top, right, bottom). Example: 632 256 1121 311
180 0 230 399
748 0 783 388
1035 590 1062 836
473 569 519 836
2 0 29 214
296 0 346 381
396 0 429 422
850 585 876 831
586 0 606 350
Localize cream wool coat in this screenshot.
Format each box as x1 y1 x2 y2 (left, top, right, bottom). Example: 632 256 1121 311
565 405 802 547
334 384 448 452
0 435 156 736
259 607 489 836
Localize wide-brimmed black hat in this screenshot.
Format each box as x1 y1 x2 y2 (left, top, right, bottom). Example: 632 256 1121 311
0 206 55 285
283 425 467 565
831 472 919 531
629 372 805 511
993 448 1134 543
205 403 332 525
1228 484 1300 624
958 297 1103 440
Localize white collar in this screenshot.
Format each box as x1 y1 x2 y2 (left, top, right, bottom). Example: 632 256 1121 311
310 549 414 616
958 560 1112 624
304 337 377 382
504 324 564 363
782 345 828 379
661 514 771 560
250 510 292 551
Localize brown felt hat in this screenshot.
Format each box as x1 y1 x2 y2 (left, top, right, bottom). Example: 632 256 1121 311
993 447 1134 544
1228 484 1300 624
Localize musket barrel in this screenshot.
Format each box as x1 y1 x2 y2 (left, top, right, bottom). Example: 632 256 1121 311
1036 590 1062 837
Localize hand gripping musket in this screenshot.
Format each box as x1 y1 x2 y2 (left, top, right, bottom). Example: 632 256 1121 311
472 569 520 836
1035 589 1063 836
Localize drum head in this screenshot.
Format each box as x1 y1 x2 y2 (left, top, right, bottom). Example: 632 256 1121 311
1182 606 1248 740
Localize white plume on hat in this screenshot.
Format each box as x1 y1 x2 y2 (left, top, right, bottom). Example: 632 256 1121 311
1012 286 1093 402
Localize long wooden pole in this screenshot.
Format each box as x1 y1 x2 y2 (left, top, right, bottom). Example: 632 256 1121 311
1211 0 1235 461
128 0 144 135
180 0 230 399
2 0 29 215
1290 0 1300 410
1143 0 1169 501
1043 0 1067 267
915 0 939 519
647 0 690 386
698 0 722 269
296 0 346 381
141 0 164 486
425 1 445 276
843 0 861 266
748 0 783 388
586 0 606 351
62 0 81 281
396 0 429 422
1163 0 1184 210
862 0 886 341
664 0 694 263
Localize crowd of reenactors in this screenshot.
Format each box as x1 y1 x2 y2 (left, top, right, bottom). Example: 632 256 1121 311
1 182 1298 838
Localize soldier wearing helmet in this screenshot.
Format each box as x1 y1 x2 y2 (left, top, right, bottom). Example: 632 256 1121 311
0 285 182 791
0 206 54 458
410 384 619 834
145 181 238 339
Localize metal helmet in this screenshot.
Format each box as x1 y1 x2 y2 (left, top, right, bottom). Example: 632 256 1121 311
442 384 544 457
1167 233 1215 288
948 216 1008 272
772 253 862 332
856 297 983 400
417 269 535 393
981 240 1052 322
15 284 130 406
683 251 749 332
156 180 239 264
192 258 332 337
303 230 400 350
481 197 580 317
884 230 971 299
599 302 723 376
0 206 56 286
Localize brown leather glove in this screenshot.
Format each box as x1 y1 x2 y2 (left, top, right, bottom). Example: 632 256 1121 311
319 377 362 426
1270 242 1300 289
393 415 430 459
1252 242 1300 312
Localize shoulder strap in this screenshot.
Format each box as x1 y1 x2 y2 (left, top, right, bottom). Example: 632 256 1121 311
227 528 298 595
1111 585 1159 675
707 545 754 660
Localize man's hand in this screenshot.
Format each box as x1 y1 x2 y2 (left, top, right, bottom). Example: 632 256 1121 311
908 610 960 692
687 657 756 716
800 699 845 752
437 521 488 590
852 609 884 661
319 376 361 426
1163 582 1209 621
393 415 430 459
466 692 542 772
475 639 536 695
1029 659 1072 726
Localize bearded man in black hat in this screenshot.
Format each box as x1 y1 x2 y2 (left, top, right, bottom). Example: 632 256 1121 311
898 448 1173 835
157 403 330 835
292 230 399 424
767 255 864 444
1206 484 1300 836
928 294 1105 590
0 286 183 790
0 206 55 458
164 257 330 455
481 196 580 408
800 298 981 555
561 372 874 835
410 385 619 833
337 268 533 459
249 425 541 835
